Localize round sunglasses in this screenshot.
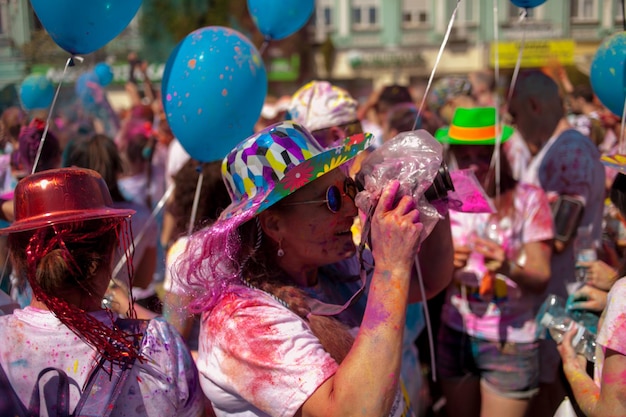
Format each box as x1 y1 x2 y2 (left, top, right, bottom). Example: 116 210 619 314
281 177 358 213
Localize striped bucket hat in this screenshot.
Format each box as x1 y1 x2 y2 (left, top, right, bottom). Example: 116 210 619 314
220 121 373 219
434 107 514 145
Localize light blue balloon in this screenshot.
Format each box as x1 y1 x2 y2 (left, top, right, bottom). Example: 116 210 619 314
590 32 626 117
75 71 100 107
247 0 314 40
20 74 54 111
94 62 114 86
162 26 268 163
510 0 547 8
30 0 142 55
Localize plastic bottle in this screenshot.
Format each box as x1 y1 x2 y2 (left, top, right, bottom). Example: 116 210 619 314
540 311 597 362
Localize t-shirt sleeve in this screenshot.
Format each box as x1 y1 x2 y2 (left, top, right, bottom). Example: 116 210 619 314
597 278 626 356
520 184 555 244
200 292 339 416
538 132 598 204
136 318 205 417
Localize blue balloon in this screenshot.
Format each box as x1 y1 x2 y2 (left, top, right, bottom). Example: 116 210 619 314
20 75 54 111
510 0 547 8
162 26 268 163
30 0 142 55
247 0 314 40
94 63 114 87
75 71 100 107
590 32 626 117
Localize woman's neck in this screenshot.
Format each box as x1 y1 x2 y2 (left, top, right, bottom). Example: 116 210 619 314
277 259 319 287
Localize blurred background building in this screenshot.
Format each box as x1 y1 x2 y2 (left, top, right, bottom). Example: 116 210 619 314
0 0 623 108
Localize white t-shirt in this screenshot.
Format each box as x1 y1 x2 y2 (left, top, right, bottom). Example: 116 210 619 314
0 308 204 417
442 183 554 343
595 278 626 386
191 250 414 416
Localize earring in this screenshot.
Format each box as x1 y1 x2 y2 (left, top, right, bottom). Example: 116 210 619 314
277 240 285 257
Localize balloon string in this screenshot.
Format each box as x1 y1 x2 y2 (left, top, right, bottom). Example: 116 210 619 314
258 39 270 56
111 183 174 280
618 95 626 155
32 56 83 175
492 0 502 204
413 0 462 130
507 10 528 104
414 255 437 382
187 170 204 236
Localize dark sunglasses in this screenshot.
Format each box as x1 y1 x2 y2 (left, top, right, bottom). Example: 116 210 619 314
282 177 358 213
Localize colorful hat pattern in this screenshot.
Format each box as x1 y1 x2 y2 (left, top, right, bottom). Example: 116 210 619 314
220 121 372 219
288 80 359 132
427 76 472 113
601 153 626 173
434 107 514 145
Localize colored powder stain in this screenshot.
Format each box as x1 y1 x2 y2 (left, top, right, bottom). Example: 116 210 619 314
188 59 197 69
137 375 143 383
220 74 224 80
166 93 172 101
73 359 79 374
185 92 190 98
197 108 203 115
222 89 228 97
11 359 28 367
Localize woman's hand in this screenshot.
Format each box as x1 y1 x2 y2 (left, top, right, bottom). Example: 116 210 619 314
556 323 588 374
568 284 608 313
577 259 618 291
471 236 505 272
453 245 471 269
370 180 423 273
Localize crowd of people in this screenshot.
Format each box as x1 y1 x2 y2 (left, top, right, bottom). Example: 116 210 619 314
0 58 625 417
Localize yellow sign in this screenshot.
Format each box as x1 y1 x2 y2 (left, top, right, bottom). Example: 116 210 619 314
490 39 575 68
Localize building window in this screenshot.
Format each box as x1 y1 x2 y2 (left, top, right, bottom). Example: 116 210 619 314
448 0 479 25
312 0 334 30
615 0 624 22
352 0 379 29
571 0 598 21
402 0 429 26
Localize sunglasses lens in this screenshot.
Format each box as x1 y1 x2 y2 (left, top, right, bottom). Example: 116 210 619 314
345 178 357 201
326 185 342 213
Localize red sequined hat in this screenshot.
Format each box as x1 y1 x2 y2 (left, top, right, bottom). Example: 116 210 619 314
0 167 135 234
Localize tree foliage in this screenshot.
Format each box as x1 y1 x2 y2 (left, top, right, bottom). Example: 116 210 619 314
139 0 249 62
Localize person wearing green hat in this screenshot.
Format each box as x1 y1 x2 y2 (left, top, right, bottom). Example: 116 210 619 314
171 121 452 416
434 107 555 417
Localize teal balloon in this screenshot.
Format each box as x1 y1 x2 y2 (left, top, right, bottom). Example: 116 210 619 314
247 0 314 40
510 0 547 7
20 75 54 110
30 0 142 55
162 26 267 163
94 63 114 86
590 32 626 117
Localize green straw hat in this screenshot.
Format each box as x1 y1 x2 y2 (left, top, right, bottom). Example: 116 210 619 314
434 107 514 145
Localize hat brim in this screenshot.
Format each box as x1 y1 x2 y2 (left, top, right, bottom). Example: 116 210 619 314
601 154 626 173
0 208 135 234
435 125 514 145
219 132 373 219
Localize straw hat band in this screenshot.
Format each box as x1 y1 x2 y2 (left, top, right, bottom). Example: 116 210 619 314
448 124 500 141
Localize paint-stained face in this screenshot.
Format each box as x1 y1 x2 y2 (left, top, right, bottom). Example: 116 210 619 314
274 168 358 269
